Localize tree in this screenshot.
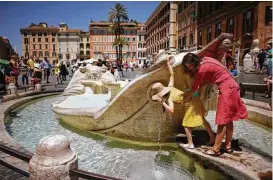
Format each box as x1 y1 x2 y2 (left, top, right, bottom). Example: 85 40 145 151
108 3 129 62
112 37 129 62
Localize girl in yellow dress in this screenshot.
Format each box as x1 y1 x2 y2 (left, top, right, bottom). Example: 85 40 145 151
151 56 215 149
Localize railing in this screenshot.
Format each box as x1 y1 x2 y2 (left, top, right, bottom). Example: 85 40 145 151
0 143 123 180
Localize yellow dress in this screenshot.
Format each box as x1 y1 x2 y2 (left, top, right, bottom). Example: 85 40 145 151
169 73 205 127
54 64 60 76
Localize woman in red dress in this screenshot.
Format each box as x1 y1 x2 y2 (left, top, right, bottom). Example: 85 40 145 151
181 53 248 156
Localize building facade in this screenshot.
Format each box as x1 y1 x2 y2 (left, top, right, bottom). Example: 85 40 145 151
0 36 16 61
137 25 147 67
79 32 90 60
20 22 59 63
177 1 197 51
145 1 177 58
89 22 139 62
57 23 81 64
197 2 272 60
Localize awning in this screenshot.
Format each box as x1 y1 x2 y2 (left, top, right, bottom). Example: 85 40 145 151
0 59 9 65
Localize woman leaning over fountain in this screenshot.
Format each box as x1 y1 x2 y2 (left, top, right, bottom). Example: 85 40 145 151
181 53 248 156
151 56 215 149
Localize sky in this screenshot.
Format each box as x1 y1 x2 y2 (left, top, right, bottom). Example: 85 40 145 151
0 1 160 56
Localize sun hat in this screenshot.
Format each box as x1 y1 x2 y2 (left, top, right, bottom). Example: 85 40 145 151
151 82 171 101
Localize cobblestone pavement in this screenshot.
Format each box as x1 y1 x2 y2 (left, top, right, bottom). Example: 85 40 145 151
0 164 28 180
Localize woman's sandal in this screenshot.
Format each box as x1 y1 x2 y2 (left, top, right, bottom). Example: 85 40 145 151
203 149 221 157
223 148 234 154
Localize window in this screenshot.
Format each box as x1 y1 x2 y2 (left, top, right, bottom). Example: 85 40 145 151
94 36 97 41
59 54 63 59
215 22 222 37
66 54 70 60
32 32 36 36
189 33 194 46
86 43 90 49
80 43 84 49
265 6 272 25
182 35 187 48
53 44 56 51
52 52 56 57
45 44 48 49
38 32 42 37
86 51 90 55
33 44 36 49
226 17 234 34
80 51 84 55
26 45 29 52
39 51 43 57
108 36 112 42
45 38 48 42
25 52 29 59
52 33 56 36
44 33 47 36
243 10 253 34
39 44 42 50
104 36 107 42
33 38 35 42
52 38 55 42
24 32 28 36
38 38 41 42
45 51 49 57
133 37 136 41
32 51 37 57
184 16 187 27
208 2 212 15
24 38 28 44
104 46 107 51
87 37 89 42
198 31 202 46
190 11 196 23
216 2 223 10
207 26 212 43
67 48 69 52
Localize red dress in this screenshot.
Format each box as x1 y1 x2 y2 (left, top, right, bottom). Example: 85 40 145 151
192 57 248 125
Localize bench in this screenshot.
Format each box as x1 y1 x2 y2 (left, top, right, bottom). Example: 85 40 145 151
241 83 268 99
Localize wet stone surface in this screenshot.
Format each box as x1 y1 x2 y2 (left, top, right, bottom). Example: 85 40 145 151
0 164 28 180
206 111 272 156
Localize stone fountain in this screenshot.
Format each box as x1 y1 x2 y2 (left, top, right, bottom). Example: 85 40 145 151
53 33 233 142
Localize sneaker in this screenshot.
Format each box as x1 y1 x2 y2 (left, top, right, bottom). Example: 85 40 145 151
179 143 195 149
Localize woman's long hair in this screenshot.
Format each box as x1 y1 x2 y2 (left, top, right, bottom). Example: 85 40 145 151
181 53 200 76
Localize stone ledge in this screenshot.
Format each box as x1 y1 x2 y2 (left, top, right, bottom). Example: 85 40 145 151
0 92 61 177
246 105 272 128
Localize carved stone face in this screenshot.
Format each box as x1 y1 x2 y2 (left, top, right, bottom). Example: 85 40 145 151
216 38 232 61
252 39 260 47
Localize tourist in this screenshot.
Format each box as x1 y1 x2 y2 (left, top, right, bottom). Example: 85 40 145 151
9 56 19 87
124 61 129 72
181 53 248 156
54 61 62 84
266 43 272 76
130 61 134 71
117 60 124 77
19 58 29 87
40 57 50 83
60 61 68 81
263 75 272 98
257 49 266 73
97 59 103 67
30 59 42 89
151 56 215 149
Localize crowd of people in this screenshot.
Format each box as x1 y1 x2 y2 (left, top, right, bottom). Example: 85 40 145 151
4 56 72 90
